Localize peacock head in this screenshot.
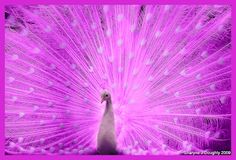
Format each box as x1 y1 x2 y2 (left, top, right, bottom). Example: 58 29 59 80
101 91 111 103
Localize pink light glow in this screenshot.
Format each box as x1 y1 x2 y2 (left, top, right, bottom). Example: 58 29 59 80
5 5 231 155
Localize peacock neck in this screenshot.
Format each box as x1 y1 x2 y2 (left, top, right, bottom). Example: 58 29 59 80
104 99 113 115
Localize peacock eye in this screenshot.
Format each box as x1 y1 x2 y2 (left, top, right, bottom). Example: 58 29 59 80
105 94 108 97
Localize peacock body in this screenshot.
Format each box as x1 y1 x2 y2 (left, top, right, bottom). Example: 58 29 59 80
97 91 117 154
